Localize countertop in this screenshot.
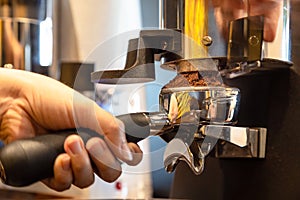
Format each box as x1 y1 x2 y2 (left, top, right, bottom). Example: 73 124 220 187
0 189 71 199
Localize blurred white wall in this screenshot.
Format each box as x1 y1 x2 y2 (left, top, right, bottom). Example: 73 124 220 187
59 0 141 62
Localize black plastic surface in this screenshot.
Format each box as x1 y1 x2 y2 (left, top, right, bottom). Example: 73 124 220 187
0 113 151 187
0 132 72 186
118 112 151 143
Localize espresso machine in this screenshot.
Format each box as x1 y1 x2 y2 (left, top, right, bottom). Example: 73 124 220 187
90 0 291 176
142 0 298 200
0 0 299 199
91 0 299 199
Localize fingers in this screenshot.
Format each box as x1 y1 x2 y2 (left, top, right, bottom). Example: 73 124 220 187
103 118 134 163
86 137 144 180
86 138 143 183
100 118 144 166
72 98 138 162
250 0 283 42
42 154 72 191
126 142 143 166
64 135 95 188
44 135 143 191
263 12 281 42
213 0 283 42
69 85 144 165
86 137 122 182
42 135 95 191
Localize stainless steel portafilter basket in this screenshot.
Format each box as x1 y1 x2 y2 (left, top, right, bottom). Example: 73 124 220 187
159 86 241 126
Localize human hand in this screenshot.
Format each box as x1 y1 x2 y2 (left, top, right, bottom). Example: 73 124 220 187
0 68 143 191
212 0 283 42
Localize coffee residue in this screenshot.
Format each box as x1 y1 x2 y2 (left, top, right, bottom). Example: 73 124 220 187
164 71 223 88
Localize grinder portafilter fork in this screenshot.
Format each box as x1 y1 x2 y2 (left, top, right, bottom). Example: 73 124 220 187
163 124 267 175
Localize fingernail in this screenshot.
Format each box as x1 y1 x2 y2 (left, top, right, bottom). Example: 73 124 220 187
68 139 83 155
61 155 71 171
121 143 133 161
86 139 105 157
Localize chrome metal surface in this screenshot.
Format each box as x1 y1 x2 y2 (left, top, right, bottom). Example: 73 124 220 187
161 57 293 74
0 0 52 72
214 127 267 158
200 125 248 148
163 138 204 175
263 0 291 61
162 125 267 176
160 86 240 124
227 16 264 65
158 86 268 175
159 0 183 30
157 87 266 175
0 0 47 23
201 125 267 158
220 60 262 78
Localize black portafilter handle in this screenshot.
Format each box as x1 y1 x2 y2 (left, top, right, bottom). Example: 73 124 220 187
0 113 152 187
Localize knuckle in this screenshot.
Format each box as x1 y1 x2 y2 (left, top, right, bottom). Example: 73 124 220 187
72 162 87 173
42 178 72 192
74 175 95 189
106 119 121 135
102 170 122 183
54 183 72 192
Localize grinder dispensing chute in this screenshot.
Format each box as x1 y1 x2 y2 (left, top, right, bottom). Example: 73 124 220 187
91 0 292 175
